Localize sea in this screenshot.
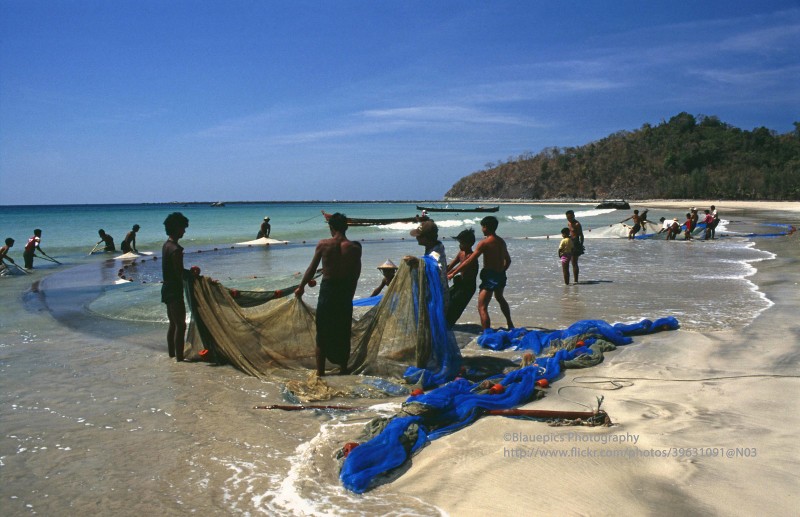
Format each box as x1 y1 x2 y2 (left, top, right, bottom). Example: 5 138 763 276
0 201 789 515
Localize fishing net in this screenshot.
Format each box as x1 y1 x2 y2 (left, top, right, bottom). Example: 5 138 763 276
339 316 679 493
184 255 461 383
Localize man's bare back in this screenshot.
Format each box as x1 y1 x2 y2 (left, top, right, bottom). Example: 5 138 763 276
317 236 362 292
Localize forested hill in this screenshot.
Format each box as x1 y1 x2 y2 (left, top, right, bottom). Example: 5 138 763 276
445 113 800 201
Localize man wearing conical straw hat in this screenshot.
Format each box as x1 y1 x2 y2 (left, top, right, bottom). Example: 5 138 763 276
371 259 398 297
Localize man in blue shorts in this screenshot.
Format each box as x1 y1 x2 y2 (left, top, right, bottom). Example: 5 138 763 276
447 216 514 330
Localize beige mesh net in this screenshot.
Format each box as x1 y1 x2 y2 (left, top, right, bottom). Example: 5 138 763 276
184 256 435 379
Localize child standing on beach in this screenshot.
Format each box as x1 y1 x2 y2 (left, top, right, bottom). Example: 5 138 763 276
447 216 514 330
446 228 479 327
558 228 574 285
161 213 195 362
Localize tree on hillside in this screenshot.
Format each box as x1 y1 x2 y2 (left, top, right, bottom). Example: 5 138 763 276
445 114 800 201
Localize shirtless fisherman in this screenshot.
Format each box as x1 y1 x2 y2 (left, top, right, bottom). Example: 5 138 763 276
161 213 197 362
295 212 362 376
0 238 16 274
620 209 643 239
121 224 140 254
447 215 514 330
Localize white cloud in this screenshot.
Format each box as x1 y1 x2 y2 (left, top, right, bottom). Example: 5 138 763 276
689 64 800 86
361 105 533 126
719 23 800 52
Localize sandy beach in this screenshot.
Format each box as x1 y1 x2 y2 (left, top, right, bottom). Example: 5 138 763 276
390 201 800 515
2 200 798 516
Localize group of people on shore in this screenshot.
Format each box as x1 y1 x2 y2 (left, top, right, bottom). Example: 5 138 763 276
0 224 142 274
5 205 714 376
621 206 720 241
290 213 519 376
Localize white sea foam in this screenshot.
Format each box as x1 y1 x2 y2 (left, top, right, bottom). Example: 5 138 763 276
544 208 617 219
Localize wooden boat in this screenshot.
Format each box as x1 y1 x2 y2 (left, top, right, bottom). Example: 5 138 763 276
416 205 499 213
595 199 630 209
321 210 429 227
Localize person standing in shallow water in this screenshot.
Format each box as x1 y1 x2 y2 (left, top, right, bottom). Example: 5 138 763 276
96 229 115 252
161 213 196 362
558 227 574 285
257 217 271 239
295 212 362 376
0 238 17 274
620 209 642 239
447 216 514 330
565 210 584 283
23 229 45 269
121 224 140 253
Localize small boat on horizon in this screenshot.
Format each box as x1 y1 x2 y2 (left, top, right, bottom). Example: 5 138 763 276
210 201 226 207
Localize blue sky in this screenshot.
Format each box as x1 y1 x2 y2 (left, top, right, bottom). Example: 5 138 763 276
1 1 798 205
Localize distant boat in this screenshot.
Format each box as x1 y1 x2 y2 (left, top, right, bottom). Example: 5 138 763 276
210 201 226 207
595 199 630 209
321 210 430 227
416 205 500 213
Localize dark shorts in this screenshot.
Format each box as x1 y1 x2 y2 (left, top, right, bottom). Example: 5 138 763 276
571 237 584 256
23 250 34 269
631 223 641 233
161 282 184 305
446 277 477 326
316 279 353 366
479 269 507 291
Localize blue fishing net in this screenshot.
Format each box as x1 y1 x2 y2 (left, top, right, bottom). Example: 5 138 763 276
477 317 679 352
340 315 679 493
353 294 382 307
402 255 462 389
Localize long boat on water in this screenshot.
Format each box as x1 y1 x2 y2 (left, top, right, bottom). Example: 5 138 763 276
321 210 430 227
415 205 499 213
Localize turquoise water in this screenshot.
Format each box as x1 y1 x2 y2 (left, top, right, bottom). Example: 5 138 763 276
1 201 623 258
0 201 790 515
10 200 762 256
0 201 784 331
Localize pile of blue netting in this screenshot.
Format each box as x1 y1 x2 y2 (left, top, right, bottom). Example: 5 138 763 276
340 315 679 493
477 317 679 352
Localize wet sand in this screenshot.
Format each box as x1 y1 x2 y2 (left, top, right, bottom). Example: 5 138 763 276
1 201 798 515
391 201 800 515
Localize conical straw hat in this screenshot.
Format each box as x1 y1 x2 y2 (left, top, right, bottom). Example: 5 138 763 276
377 259 397 270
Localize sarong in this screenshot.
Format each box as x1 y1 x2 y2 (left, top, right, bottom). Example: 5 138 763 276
316 278 353 366
161 282 184 305
446 276 477 326
572 237 585 256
